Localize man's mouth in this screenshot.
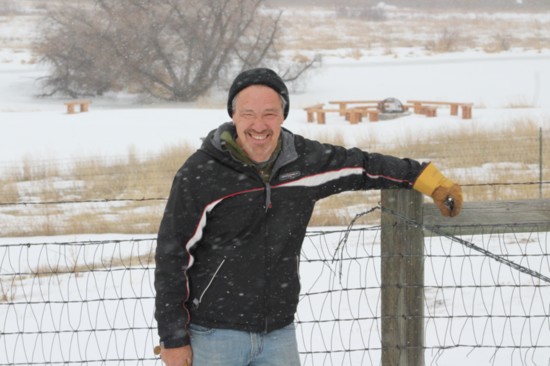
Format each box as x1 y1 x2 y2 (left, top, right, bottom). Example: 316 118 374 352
248 131 271 141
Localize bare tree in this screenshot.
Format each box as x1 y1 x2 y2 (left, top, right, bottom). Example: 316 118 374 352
36 0 313 101
0 0 19 15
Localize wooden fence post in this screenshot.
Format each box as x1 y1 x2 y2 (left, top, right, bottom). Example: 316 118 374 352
381 189 425 366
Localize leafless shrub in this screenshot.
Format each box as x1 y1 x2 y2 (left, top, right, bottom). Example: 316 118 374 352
336 4 387 21
35 0 314 101
504 96 534 109
361 7 387 21
0 284 8 302
0 278 18 302
0 178 19 204
0 0 20 15
425 27 462 53
485 32 512 53
19 155 59 182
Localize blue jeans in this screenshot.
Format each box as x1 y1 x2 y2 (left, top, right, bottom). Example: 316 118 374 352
189 323 301 366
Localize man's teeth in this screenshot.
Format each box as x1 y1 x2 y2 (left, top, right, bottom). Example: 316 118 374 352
250 133 268 140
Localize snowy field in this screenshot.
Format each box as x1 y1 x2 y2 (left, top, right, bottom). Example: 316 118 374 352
1 49 550 166
1 4 550 366
1 228 549 365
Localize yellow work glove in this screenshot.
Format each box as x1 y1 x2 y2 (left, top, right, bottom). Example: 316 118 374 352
413 163 463 217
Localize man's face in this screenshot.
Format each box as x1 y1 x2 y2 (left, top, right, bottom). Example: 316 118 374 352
233 85 285 163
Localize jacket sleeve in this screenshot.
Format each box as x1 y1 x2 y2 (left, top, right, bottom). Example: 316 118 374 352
303 139 428 199
154 164 205 348
360 149 428 190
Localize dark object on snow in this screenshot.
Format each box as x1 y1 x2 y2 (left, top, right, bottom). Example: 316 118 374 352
377 97 411 120
378 97 405 113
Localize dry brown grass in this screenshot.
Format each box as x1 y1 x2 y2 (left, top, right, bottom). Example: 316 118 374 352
309 191 381 227
30 250 154 277
305 129 347 146
310 117 548 220
0 242 156 300
503 96 535 109
1 119 548 237
279 7 550 53
425 27 463 53
296 118 549 225
0 179 18 203
0 279 17 303
0 120 550 236
362 119 548 202
0 142 195 237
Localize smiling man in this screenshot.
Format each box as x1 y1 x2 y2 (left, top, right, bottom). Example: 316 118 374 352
154 68 463 366
231 85 285 163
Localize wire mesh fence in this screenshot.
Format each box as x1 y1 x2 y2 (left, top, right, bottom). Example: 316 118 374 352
1 207 549 365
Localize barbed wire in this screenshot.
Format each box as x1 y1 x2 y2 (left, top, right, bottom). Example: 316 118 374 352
0 197 167 207
461 181 550 187
378 205 550 284
0 180 549 207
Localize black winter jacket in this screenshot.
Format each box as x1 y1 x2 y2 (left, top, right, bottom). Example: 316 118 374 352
154 122 427 348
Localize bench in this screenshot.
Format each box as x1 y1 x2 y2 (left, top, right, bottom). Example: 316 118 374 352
407 100 473 119
421 105 437 117
64 100 91 114
345 108 363 124
304 104 376 125
305 103 364 124
333 100 418 122
329 100 381 116
303 104 342 124
346 106 380 122
308 108 341 124
304 103 325 123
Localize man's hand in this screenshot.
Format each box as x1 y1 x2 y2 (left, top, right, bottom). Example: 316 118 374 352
431 183 462 217
160 345 192 366
413 163 463 217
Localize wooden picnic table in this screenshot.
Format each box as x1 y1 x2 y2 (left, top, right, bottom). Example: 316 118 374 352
329 100 381 116
64 99 91 114
407 100 473 119
304 103 380 124
304 99 472 124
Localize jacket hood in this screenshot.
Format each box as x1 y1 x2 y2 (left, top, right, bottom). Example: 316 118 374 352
201 122 299 172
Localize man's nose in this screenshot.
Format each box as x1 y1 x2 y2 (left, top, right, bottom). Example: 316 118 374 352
250 118 268 129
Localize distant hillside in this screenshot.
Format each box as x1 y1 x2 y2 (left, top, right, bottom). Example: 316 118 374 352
6 0 549 13
266 0 548 10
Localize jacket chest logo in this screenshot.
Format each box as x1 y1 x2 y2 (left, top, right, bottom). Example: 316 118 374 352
279 171 301 181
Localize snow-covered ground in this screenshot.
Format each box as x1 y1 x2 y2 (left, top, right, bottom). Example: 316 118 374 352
1 49 549 166
1 5 550 366
1 228 549 365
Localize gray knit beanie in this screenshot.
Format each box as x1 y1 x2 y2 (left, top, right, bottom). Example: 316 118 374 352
227 68 289 119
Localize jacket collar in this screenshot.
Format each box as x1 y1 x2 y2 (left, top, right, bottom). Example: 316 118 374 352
205 122 299 173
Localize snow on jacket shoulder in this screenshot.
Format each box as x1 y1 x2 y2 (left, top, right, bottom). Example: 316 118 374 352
154 122 427 348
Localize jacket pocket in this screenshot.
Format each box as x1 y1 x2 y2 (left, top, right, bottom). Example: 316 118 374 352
192 258 226 310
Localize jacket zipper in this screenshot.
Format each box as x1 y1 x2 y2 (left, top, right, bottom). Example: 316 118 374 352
192 258 226 310
264 183 272 212
263 183 271 333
